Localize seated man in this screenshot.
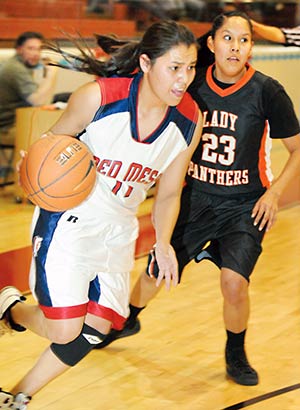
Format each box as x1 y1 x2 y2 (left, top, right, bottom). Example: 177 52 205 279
0 31 57 181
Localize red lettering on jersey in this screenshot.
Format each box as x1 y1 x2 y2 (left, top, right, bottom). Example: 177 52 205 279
94 158 122 178
112 180 122 195
124 163 160 184
97 159 112 174
94 157 160 185
123 163 143 181
124 185 133 197
107 161 122 178
148 170 160 183
136 167 151 183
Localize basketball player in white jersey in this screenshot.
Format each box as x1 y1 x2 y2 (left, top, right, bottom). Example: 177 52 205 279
0 20 202 408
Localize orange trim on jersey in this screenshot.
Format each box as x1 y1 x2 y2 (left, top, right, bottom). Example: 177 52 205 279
88 301 126 330
39 303 87 319
258 121 271 188
206 63 256 97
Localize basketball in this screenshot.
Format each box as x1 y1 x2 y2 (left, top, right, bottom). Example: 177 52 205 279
19 134 97 212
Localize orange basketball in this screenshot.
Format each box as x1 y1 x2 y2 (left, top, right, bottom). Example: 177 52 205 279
19 134 97 212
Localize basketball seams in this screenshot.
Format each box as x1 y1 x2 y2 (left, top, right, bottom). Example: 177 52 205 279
20 135 96 211
37 151 93 195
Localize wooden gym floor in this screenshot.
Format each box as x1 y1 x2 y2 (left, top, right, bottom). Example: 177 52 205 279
0 180 300 409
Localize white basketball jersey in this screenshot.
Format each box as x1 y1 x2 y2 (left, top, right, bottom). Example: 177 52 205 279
79 73 199 216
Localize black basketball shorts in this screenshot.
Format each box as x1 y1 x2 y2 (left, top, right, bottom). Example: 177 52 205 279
146 186 266 282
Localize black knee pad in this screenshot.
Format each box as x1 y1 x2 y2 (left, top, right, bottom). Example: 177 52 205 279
50 324 106 366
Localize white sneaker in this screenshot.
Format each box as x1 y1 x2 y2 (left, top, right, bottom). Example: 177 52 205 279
0 389 14 408
11 393 31 410
0 389 31 409
0 287 26 335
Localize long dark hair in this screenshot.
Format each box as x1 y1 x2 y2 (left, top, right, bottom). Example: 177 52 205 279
47 20 198 77
196 10 253 68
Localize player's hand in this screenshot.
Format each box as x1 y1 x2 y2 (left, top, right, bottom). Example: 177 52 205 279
16 150 27 185
251 189 280 232
154 243 178 290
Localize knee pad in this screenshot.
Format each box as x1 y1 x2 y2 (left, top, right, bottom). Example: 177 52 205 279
50 324 106 366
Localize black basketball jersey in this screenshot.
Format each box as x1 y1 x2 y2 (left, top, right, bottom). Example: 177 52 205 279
186 63 300 197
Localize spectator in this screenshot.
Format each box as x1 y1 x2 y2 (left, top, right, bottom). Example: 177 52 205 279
0 32 58 148
251 20 300 47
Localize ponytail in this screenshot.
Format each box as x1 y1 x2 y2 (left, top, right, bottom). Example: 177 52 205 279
46 35 140 77
196 31 215 68
46 20 198 77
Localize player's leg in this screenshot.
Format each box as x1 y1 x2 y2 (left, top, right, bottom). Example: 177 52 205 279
95 188 215 349
11 345 70 397
0 298 94 407
6 318 108 405
0 285 86 343
219 226 264 386
9 271 115 399
0 226 106 404
128 267 163 323
0 288 96 402
209 193 266 386
220 267 258 385
221 268 250 333
126 247 166 331
90 267 134 349
2 277 110 401
0 279 98 407
94 260 164 349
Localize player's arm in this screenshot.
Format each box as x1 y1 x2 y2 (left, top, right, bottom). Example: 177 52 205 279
252 133 300 231
47 81 101 137
152 113 202 290
251 20 285 44
26 65 58 106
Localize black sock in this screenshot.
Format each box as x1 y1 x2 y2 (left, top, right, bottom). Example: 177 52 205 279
226 329 246 351
127 304 145 324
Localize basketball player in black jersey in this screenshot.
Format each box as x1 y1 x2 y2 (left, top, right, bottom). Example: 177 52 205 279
95 11 300 387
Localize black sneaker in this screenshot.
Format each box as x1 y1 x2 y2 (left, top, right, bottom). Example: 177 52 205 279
94 318 141 350
226 347 259 386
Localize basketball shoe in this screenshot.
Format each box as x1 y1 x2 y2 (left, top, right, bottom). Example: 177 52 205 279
225 346 259 386
94 318 141 349
0 287 27 335
0 389 31 409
